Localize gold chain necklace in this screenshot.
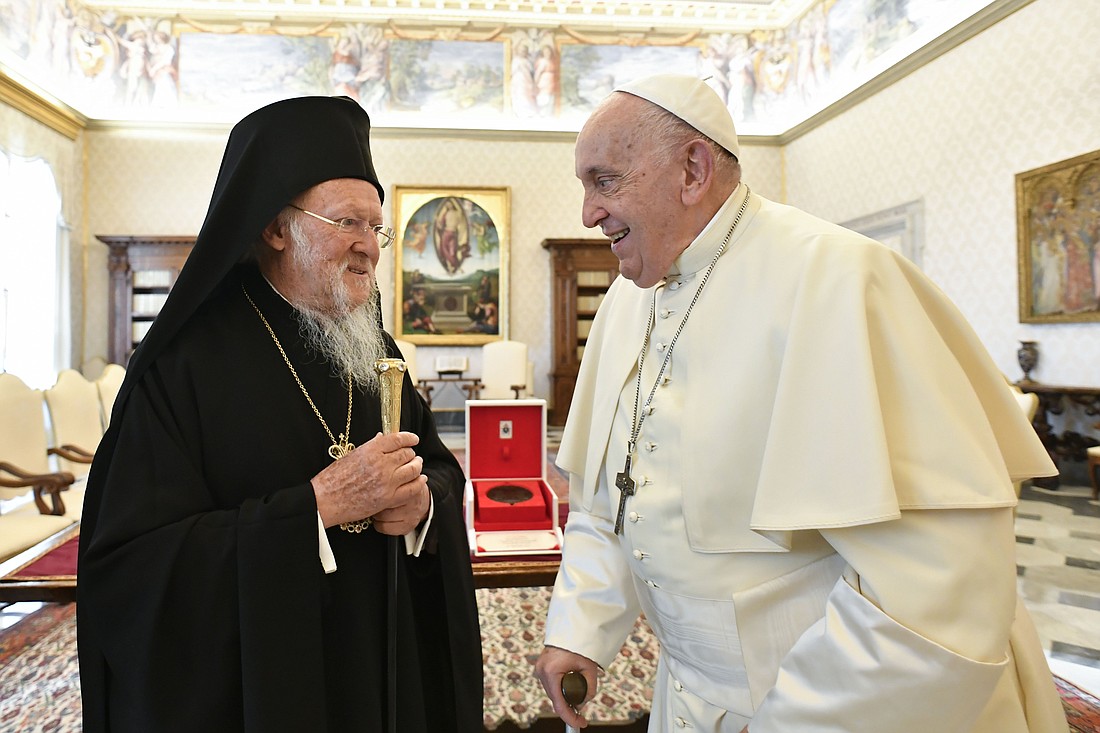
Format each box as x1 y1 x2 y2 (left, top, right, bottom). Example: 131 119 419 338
242 284 372 533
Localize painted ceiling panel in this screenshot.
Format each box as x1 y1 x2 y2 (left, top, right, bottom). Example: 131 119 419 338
0 0 1019 136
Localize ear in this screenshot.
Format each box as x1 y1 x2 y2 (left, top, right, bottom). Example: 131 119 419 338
261 214 289 253
680 139 715 207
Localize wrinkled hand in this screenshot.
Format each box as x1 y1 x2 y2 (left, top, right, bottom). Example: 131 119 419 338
534 646 599 730
312 431 429 535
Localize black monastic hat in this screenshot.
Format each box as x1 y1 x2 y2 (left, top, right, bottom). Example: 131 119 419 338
118 95 383 403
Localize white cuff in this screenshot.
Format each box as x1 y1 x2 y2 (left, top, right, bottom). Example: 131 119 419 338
404 492 435 556
317 512 337 573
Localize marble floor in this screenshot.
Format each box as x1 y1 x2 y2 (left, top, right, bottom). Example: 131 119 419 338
1016 480 1100 696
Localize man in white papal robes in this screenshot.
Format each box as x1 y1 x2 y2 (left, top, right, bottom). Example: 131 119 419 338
534 73 1068 733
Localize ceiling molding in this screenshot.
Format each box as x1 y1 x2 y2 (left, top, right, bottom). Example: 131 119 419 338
0 67 87 141
84 116 785 154
80 0 818 33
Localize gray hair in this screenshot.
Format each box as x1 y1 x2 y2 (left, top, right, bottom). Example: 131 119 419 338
632 100 740 182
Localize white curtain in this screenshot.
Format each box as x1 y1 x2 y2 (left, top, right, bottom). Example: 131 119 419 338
0 151 68 389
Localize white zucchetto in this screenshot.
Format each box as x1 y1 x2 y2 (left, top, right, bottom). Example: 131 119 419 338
615 73 740 159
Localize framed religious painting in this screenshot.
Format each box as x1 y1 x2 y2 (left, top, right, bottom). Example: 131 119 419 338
392 186 511 344
1016 148 1100 324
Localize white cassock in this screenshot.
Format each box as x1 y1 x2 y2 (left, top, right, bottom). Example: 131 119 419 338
544 184 1069 732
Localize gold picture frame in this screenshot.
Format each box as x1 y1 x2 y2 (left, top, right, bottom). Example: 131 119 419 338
393 186 511 344
1016 148 1100 323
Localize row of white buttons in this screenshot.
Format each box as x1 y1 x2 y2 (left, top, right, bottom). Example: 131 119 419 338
673 680 692 728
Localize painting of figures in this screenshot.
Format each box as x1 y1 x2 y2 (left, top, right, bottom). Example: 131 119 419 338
1017 149 1100 323
2 0 1003 135
393 187 511 344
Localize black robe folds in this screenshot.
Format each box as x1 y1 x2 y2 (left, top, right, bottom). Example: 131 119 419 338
78 265 483 732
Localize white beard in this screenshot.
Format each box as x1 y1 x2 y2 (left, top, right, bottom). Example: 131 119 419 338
288 219 385 393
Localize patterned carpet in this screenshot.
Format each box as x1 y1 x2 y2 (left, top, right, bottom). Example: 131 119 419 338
2 599 1099 731
4 437 1099 731
1060 675 1100 733
478 587 655 729
0 590 657 733
0 604 79 732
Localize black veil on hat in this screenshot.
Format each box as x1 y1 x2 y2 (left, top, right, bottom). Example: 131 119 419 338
118 95 383 404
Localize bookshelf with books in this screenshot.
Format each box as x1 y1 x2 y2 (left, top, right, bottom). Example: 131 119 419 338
99 235 195 366
542 238 620 425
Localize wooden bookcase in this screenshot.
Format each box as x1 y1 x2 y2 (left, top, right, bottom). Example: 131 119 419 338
98 235 195 366
541 238 620 426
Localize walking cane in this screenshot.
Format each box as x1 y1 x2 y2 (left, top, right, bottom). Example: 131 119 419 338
375 358 408 733
561 670 587 733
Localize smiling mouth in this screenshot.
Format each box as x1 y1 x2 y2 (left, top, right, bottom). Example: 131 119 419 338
608 229 629 245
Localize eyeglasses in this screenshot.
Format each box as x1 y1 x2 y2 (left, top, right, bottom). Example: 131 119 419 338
288 204 396 249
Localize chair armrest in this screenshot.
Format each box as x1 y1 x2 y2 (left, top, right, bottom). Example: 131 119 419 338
49 444 95 464
414 382 435 405
0 462 75 516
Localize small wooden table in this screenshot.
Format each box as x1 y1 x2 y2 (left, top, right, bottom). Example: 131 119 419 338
0 524 561 603
471 555 560 589
0 524 79 603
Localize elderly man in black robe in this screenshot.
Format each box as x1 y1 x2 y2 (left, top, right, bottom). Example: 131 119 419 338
77 96 483 733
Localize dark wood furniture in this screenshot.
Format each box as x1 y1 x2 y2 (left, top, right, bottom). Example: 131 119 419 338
471 555 560 589
0 524 557 601
99 235 195 366
1018 382 1100 489
542 239 619 425
0 524 78 603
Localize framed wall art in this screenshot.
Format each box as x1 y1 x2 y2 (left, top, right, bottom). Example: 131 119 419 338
392 186 511 344
1016 148 1100 324
841 199 924 269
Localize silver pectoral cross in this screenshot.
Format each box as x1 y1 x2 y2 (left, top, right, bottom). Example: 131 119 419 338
614 451 636 535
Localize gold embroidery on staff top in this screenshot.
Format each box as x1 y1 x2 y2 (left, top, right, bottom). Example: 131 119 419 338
242 284 372 533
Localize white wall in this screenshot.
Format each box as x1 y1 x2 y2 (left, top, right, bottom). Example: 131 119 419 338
28 0 1100 409
80 127 782 406
783 0 1100 387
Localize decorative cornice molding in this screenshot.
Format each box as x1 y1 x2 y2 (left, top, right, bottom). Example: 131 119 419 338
0 69 86 141
80 0 814 34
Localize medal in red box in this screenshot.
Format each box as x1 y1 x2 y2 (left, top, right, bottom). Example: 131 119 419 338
463 398 561 556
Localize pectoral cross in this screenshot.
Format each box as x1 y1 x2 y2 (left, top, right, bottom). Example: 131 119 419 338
328 434 354 460
614 451 636 535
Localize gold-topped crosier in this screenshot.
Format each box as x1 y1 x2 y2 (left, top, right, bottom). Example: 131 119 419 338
339 357 407 533
374 358 406 435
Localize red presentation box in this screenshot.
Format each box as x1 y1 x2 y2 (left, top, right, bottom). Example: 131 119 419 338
464 399 562 557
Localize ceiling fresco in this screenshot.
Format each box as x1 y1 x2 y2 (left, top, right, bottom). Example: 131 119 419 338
0 0 1008 135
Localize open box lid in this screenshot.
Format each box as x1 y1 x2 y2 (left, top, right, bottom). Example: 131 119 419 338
464 399 546 481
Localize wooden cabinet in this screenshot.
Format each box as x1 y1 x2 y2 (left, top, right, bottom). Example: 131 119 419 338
98 236 195 366
542 238 620 426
